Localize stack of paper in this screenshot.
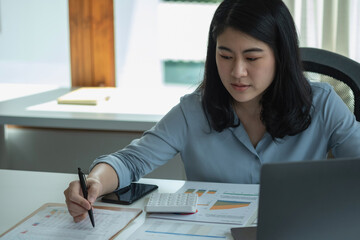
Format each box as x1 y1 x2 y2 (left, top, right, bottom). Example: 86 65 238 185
0 203 142 240
57 87 114 105
129 181 259 239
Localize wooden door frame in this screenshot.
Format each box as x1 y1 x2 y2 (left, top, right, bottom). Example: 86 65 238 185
68 0 115 87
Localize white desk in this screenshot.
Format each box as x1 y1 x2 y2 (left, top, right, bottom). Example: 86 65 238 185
0 84 195 130
0 87 163 164
0 87 164 132
0 169 259 239
0 169 185 239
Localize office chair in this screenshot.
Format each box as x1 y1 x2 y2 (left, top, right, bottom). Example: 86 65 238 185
300 47 360 121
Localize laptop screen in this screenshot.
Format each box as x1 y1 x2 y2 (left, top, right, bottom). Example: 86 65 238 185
256 158 360 240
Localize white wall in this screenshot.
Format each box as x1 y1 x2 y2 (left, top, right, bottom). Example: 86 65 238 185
0 0 70 86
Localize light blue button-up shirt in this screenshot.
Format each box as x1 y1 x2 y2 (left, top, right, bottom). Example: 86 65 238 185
91 82 360 189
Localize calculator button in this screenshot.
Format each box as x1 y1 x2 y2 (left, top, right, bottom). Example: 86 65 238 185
145 193 198 213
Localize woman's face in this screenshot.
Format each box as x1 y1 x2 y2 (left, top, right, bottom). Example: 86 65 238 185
216 27 276 107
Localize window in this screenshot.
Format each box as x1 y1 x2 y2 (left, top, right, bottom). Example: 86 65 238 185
114 0 219 97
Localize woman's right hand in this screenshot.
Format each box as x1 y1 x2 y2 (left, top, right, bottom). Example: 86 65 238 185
64 177 102 223
64 163 119 223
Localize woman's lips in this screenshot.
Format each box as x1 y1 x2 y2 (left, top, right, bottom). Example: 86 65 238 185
231 83 250 92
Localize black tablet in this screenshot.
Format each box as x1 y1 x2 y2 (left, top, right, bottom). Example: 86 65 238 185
101 183 158 205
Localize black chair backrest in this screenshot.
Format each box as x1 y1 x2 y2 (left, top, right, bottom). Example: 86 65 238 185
300 47 360 121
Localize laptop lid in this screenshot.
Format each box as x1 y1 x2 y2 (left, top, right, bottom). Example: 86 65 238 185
256 157 360 240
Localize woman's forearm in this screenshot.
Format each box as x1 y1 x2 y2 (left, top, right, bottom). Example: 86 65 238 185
88 163 119 196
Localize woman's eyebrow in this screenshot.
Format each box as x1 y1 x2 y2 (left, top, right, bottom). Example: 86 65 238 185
217 46 232 52
217 46 264 53
243 47 264 53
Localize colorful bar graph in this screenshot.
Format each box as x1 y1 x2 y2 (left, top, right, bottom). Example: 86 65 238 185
210 200 250 210
196 190 206 197
184 189 195 194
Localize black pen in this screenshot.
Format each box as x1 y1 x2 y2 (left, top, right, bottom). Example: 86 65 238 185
78 167 95 227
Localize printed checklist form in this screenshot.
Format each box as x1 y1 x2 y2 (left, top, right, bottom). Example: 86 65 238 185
0 203 142 240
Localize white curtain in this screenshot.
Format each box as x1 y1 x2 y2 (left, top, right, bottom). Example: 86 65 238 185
283 0 359 113
284 0 360 63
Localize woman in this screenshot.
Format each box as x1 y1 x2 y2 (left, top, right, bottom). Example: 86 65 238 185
64 0 360 223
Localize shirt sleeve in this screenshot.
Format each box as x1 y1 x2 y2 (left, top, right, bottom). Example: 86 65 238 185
322 86 360 158
89 101 188 189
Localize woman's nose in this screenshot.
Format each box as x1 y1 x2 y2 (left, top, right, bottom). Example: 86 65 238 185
231 59 247 78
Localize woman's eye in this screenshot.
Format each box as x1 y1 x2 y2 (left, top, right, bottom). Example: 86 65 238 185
220 55 232 60
247 57 258 61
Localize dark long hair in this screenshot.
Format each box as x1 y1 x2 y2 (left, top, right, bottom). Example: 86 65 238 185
198 0 312 139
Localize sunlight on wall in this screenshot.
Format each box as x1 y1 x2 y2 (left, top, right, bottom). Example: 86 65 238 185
0 0 70 87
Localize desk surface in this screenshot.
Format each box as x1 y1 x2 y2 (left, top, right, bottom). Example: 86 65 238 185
0 169 185 238
0 88 164 131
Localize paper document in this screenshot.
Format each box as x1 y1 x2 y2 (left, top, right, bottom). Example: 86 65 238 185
0 203 142 240
57 87 115 105
148 181 259 225
129 218 237 239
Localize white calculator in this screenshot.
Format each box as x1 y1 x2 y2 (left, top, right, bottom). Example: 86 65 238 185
145 193 198 213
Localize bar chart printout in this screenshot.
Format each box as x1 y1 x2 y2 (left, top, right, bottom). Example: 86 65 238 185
148 181 259 225
210 200 251 210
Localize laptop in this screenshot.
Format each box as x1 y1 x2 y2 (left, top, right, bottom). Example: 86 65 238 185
231 157 360 240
